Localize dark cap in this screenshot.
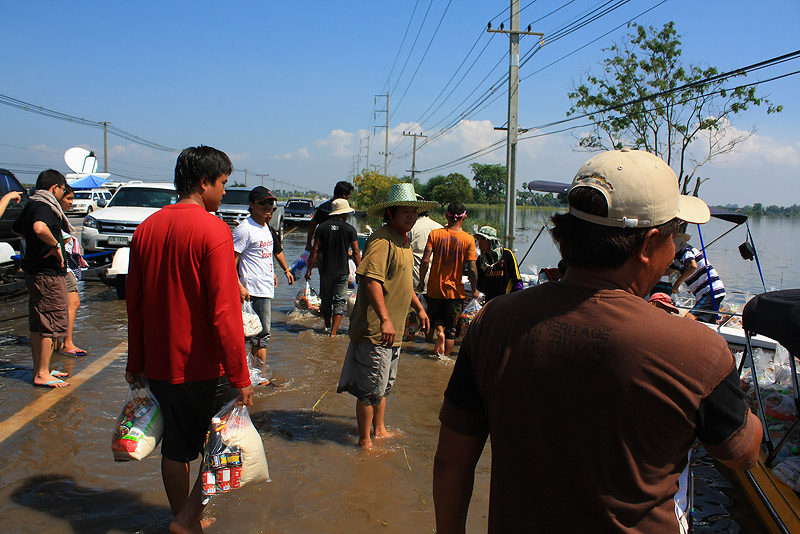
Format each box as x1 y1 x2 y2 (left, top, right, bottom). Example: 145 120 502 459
249 186 277 203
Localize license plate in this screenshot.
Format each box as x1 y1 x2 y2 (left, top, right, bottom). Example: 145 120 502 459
108 236 129 245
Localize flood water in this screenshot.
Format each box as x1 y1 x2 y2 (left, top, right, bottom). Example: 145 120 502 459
1 211 796 533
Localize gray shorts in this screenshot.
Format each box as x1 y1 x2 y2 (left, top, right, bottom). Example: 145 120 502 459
319 272 349 317
249 296 272 347
337 341 400 406
65 271 78 293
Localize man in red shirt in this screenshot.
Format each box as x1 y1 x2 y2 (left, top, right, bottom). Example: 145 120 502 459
126 146 253 534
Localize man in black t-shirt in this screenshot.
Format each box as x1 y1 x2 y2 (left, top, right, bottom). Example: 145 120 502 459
306 198 361 337
11 169 71 388
305 180 354 251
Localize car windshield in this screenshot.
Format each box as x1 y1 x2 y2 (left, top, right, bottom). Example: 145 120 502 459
108 188 177 208
221 190 251 206
74 192 91 200
286 201 312 211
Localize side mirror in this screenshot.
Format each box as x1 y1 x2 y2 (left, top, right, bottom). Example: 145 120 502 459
97 199 107 208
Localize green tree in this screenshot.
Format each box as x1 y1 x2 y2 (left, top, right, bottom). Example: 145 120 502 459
470 163 506 204
428 173 473 207
568 22 781 196
417 174 447 200
352 170 400 210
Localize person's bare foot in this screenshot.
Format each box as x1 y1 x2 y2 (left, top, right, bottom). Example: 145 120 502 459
358 438 373 449
200 518 216 529
33 372 69 388
373 428 397 440
169 517 209 534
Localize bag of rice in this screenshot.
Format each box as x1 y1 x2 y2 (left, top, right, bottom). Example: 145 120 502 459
201 399 269 503
112 383 164 461
242 300 263 338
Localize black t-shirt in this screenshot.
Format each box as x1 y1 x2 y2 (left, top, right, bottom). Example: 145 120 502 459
313 218 356 275
11 201 67 276
269 225 283 255
312 199 333 225
477 248 520 301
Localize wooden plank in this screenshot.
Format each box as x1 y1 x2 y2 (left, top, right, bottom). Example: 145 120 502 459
732 454 800 534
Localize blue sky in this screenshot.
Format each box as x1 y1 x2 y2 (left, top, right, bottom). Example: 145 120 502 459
2 0 798 206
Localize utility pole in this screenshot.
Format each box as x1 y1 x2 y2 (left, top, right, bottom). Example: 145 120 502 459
375 92 391 176
360 137 370 175
488 1 543 250
102 121 110 173
403 131 427 183
252 172 269 187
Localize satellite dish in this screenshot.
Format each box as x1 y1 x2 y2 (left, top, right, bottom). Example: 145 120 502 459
64 147 98 174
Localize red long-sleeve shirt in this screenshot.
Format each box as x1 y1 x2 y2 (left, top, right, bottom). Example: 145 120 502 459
126 203 250 388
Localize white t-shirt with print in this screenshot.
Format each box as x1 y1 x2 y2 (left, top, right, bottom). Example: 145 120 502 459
233 216 276 298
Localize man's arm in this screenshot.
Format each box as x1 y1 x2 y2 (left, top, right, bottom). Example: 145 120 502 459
433 424 488 534
32 220 63 266
410 292 429 336
672 259 697 293
234 252 249 302
417 245 432 293
0 191 21 218
718 411 763 471
363 276 394 346
305 239 320 281
350 240 361 267
275 251 294 285
465 259 479 298
306 220 318 250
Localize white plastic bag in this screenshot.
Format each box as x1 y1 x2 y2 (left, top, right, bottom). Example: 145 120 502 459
247 353 271 386
201 399 269 502
459 298 483 331
294 282 321 315
242 300 263 338
112 383 164 461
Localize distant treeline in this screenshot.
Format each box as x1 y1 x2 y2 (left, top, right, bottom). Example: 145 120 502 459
715 203 800 217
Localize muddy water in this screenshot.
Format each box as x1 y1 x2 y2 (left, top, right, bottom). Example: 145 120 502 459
0 222 767 533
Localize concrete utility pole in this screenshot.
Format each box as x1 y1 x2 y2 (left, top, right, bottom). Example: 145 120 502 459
403 131 427 183
252 172 269 187
375 92 391 176
102 122 110 173
488 1 543 250
360 136 370 175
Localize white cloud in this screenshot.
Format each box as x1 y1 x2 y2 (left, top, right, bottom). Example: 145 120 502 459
315 129 354 157
270 147 311 160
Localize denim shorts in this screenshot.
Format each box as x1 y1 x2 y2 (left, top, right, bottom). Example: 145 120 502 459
319 272 349 317
249 296 272 347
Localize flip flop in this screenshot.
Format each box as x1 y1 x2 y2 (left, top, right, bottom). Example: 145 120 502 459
35 377 69 388
59 349 87 357
50 370 69 378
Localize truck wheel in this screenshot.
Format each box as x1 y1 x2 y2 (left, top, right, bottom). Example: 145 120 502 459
279 217 285 240
115 274 127 300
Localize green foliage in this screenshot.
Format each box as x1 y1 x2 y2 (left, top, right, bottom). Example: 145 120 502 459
717 203 800 217
421 172 473 207
352 170 401 210
470 163 506 204
567 21 781 196
516 191 566 207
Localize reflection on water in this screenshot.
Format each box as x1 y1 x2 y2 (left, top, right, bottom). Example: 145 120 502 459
1 216 795 532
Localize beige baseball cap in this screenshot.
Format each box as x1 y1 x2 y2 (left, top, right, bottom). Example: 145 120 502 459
568 148 710 228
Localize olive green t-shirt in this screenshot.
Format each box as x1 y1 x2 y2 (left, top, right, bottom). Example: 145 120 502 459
348 225 414 347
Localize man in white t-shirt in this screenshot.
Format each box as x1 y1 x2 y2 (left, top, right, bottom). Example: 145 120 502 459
233 186 294 374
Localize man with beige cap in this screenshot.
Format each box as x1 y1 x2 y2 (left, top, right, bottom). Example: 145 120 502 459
433 149 761 534
306 198 361 336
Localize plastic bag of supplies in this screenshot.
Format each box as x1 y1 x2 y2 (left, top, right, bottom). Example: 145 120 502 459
112 383 164 461
242 300 263 338
201 399 270 503
294 282 321 315
290 250 310 280
459 297 483 332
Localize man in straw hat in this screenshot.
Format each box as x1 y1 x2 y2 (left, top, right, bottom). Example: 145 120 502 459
667 232 726 323
433 149 761 533
306 197 361 337
337 182 434 449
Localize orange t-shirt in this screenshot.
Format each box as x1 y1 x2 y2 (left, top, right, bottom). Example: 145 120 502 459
425 227 477 299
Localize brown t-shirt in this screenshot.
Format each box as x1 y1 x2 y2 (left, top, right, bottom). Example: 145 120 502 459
440 279 758 534
348 225 414 347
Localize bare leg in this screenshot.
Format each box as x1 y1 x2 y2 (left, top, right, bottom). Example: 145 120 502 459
31 332 68 387
323 314 332 329
434 326 446 356
330 314 344 337
443 338 455 357
372 397 395 440
251 344 267 365
169 468 208 534
161 457 190 516
355 400 374 449
62 292 85 353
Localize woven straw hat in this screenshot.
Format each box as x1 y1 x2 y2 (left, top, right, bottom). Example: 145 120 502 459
366 183 439 216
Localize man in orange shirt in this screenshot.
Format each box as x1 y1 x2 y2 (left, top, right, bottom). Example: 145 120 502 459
418 201 479 357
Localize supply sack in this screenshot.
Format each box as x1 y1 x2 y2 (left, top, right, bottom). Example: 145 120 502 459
112 383 164 461
242 300 263 338
459 297 483 332
290 250 310 280
201 399 269 501
294 282 321 315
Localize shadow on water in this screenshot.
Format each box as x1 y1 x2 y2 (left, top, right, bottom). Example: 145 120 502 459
10 474 172 534
0 361 34 383
251 409 355 446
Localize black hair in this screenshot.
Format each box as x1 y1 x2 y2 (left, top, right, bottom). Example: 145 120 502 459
551 187 679 270
174 146 233 197
63 184 74 195
383 206 398 224
334 181 354 198
446 201 466 220
36 169 67 191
